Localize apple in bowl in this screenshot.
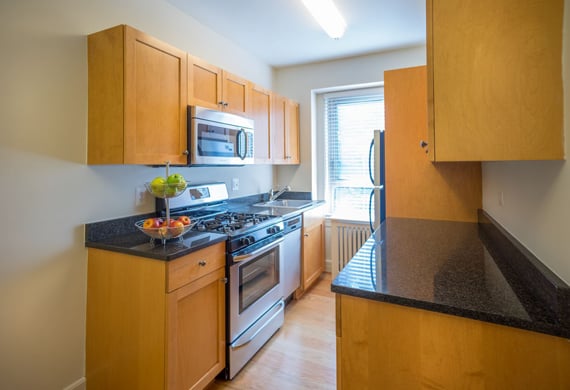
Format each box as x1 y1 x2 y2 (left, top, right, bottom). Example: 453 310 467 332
177 215 191 226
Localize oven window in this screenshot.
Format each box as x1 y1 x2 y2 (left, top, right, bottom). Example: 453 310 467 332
239 246 279 313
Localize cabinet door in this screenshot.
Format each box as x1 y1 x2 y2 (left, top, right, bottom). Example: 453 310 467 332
250 84 272 163
222 71 250 116
427 0 564 161
285 99 300 164
271 93 287 164
167 267 226 390
188 55 223 110
302 222 324 291
124 26 188 165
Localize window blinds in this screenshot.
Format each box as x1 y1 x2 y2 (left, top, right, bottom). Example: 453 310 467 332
324 92 384 219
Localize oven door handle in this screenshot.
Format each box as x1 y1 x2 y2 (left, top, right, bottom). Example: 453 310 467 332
230 300 285 350
232 237 284 263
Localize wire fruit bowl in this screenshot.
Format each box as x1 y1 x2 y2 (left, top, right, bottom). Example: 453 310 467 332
135 217 197 241
145 182 187 198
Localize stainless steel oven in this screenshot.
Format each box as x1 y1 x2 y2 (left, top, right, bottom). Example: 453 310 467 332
160 182 286 380
227 236 284 379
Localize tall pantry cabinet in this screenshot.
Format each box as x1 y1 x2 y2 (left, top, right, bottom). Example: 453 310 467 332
384 66 482 222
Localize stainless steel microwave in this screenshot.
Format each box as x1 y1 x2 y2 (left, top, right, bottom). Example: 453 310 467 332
188 106 254 166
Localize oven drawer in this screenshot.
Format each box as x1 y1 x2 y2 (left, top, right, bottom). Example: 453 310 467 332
167 242 225 292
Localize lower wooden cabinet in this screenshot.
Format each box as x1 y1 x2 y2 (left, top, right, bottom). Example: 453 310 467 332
336 294 570 390
167 267 226 390
296 205 325 298
86 242 226 390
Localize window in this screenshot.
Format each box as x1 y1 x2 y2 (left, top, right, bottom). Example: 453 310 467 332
324 89 384 220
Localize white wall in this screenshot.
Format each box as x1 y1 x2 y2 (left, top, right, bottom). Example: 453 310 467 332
273 46 426 195
482 1 570 284
0 1 273 389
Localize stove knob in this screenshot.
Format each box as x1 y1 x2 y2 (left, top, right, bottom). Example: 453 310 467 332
241 236 254 246
267 226 281 234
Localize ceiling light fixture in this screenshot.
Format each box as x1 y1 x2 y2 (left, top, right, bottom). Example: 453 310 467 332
301 0 347 39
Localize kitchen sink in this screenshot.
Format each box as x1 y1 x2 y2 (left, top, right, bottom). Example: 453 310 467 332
253 199 313 209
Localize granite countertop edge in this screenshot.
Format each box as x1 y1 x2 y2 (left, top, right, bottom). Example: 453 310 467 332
85 233 228 261
331 284 570 339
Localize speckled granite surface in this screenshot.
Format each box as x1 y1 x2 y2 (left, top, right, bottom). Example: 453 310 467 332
85 191 320 261
332 211 570 339
85 213 227 261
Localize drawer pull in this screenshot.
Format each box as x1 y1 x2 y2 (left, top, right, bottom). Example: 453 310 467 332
198 260 207 266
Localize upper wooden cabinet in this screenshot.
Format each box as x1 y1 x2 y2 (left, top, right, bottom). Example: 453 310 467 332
188 55 250 116
271 93 300 164
88 25 188 165
250 84 272 163
427 0 564 161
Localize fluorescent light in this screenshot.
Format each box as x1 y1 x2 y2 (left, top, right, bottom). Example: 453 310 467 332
301 0 347 39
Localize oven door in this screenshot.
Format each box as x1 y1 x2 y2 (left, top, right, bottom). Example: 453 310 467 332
229 236 283 343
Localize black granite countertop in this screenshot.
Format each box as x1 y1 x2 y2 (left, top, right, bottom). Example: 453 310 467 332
332 211 570 339
84 191 324 261
85 212 227 261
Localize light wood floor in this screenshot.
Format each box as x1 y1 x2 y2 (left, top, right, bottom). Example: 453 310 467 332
206 273 336 390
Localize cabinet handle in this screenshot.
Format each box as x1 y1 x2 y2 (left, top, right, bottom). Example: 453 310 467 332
198 260 207 266
304 233 309 237
182 150 189 155
420 140 429 154
223 102 229 107
218 101 225 106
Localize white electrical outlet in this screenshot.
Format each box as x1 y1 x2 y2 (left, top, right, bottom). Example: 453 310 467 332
135 186 146 206
232 178 239 191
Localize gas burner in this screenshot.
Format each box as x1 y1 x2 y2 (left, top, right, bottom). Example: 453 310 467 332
191 211 282 244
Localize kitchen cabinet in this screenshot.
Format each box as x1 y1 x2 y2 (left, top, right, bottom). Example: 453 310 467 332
296 205 325 298
427 0 564 161
336 294 570 390
271 94 300 164
250 84 272 163
188 55 250 116
385 66 482 222
86 242 226 390
88 25 188 165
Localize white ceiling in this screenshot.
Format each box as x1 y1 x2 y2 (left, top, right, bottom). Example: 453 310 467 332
168 0 426 68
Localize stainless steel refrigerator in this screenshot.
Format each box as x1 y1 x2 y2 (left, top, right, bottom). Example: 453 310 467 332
368 129 386 233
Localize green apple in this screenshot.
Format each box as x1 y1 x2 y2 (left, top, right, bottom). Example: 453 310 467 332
167 173 187 191
150 176 167 196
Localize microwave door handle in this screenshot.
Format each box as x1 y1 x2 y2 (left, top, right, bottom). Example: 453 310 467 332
237 129 246 160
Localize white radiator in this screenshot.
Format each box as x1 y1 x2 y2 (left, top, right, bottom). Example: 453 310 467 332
330 219 370 279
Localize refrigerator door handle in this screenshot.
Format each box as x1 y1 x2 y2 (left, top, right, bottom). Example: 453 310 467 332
368 138 375 184
368 188 375 234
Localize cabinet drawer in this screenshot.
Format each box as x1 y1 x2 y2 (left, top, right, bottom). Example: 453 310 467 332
167 242 225 292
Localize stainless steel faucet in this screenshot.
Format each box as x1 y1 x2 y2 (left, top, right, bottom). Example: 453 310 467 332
269 185 291 201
